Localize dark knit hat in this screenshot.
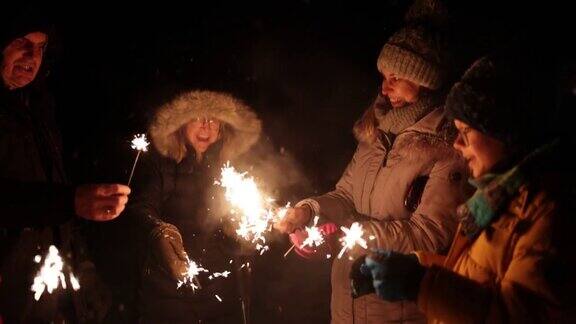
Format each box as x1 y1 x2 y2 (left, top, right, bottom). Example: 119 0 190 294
0 4 53 51
377 0 450 90
446 51 558 149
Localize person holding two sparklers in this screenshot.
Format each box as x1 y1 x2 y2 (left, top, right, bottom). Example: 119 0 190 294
275 1 472 322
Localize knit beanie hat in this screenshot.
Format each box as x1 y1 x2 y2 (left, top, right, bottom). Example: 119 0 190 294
0 4 53 51
445 50 558 150
377 0 450 90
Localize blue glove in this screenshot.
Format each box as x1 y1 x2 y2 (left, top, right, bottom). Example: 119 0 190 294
350 255 375 298
363 250 425 301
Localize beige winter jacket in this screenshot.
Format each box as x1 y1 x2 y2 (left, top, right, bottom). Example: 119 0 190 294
301 107 469 323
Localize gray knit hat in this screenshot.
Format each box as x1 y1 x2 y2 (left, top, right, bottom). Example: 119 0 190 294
377 0 449 90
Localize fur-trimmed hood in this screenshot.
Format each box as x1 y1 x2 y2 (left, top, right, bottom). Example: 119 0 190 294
149 90 261 162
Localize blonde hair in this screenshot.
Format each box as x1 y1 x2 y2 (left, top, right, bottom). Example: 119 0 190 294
175 119 232 163
353 105 379 144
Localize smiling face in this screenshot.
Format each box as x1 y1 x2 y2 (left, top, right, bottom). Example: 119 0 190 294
184 117 221 158
380 69 421 108
1 32 48 90
453 119 506 178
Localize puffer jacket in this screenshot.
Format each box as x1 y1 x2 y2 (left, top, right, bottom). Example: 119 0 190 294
301 107 470 323
128 90 261 323
416 141 576 323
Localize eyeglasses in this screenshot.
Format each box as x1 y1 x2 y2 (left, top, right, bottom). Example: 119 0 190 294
457 127 472 146
191 117 220 130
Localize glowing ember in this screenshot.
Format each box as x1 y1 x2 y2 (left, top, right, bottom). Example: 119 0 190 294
215 294 223 302
31 245 80 301
369 235 376 241
177 258 208 290
256 244 270 255
326 254 332 259
209 271 231 280
300 216 325 249
337 222 368 259
70 273 81 291
130 134 150 152
216 163 289 253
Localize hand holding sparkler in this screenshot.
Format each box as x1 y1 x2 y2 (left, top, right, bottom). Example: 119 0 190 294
74 183 130 221
150 222 189 282
127 134 150 186
285 219 338 259
274 206 313 234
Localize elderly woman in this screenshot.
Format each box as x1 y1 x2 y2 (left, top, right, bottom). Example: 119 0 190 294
128 90 261 323
356 53 576 323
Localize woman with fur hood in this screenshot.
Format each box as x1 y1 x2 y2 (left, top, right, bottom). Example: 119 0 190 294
275 4 470 324
127 90 261 323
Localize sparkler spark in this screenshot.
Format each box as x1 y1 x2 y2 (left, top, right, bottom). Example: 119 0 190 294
217 163 288 254
300 216 325 249
337 222 368 259
215 294 223 302
70 273 81 291
130 134 150 152
209 271 232 280
31 245 80 301
177 258 208 290
127 134 150 186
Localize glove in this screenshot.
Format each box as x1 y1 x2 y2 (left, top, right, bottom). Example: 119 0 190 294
289 222 338 259
150 222 189 282
363 250 425 301
349 255 375 298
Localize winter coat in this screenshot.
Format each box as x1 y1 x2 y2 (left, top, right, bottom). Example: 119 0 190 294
128 90 261 323
416 141 576 323
301 107 470 323
0 86 108 323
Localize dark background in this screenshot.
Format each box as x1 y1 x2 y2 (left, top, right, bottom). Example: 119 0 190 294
5 1 575 322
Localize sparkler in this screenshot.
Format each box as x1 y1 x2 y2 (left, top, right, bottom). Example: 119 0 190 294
31 245 80 301
216 163 289 254
300 216 324 249
127 134 150 186
283 244 296 258
284 215 325 258
337 222 368 259
177 258 208 290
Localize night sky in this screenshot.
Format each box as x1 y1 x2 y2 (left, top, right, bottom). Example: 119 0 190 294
5 1 574 322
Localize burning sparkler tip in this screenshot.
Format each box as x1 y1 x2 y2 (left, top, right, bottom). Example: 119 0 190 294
130 134 150 152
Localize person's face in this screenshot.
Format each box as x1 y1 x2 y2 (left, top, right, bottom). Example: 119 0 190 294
1 32 48 90
185 117 221 155
453 119 506 178
380 69 421 108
